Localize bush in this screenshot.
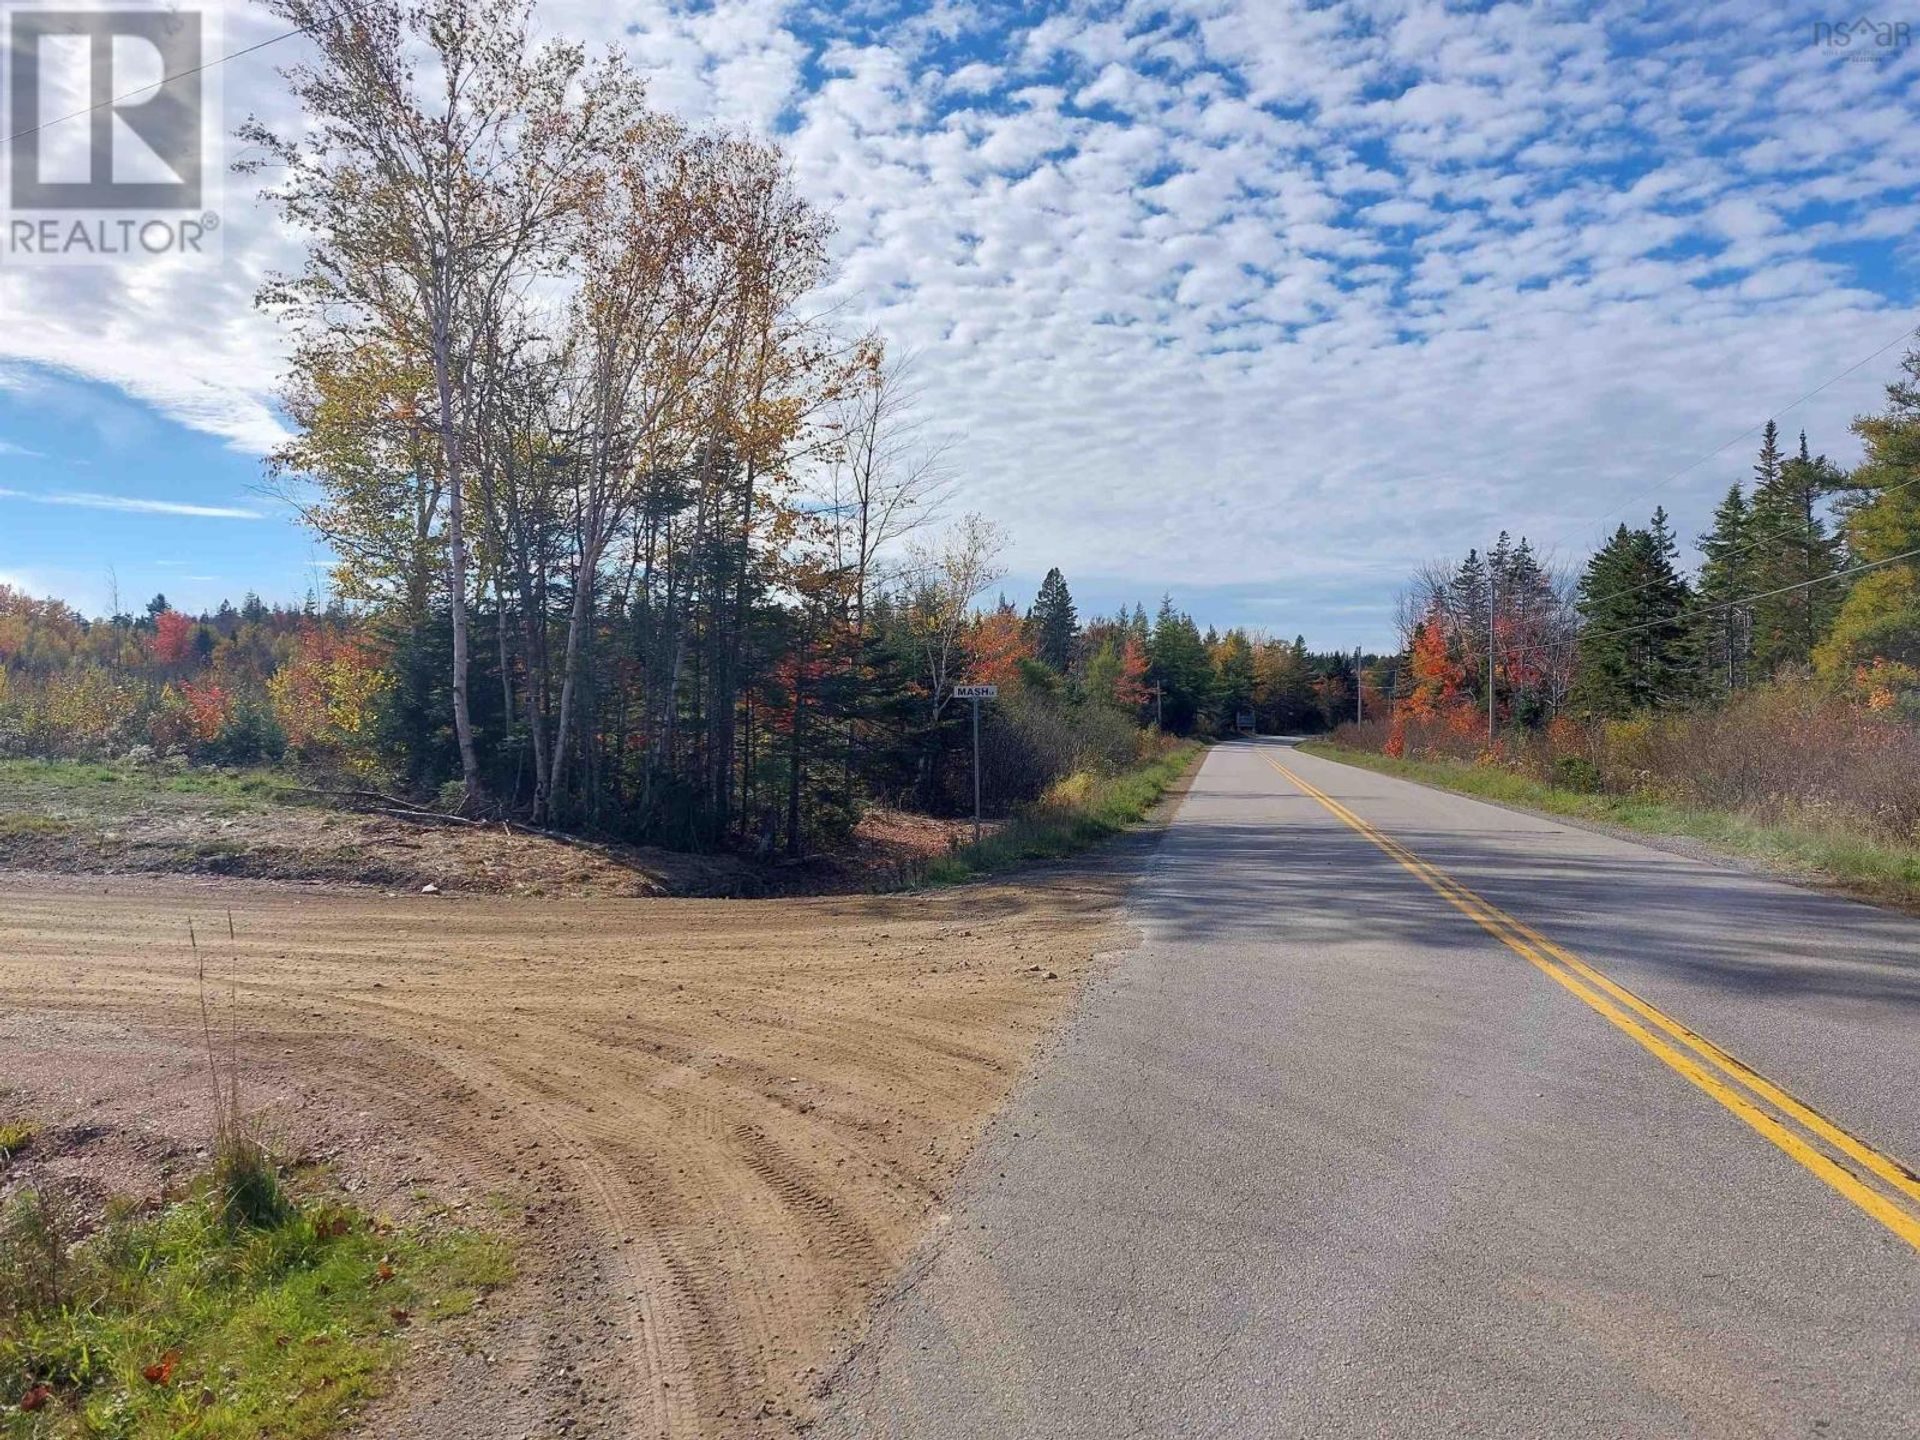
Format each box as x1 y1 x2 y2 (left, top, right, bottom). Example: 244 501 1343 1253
204 697 288 766
1552 755 1603 794
1329 676 1920 846
976 684 1150 814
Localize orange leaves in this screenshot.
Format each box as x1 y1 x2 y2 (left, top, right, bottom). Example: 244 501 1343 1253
142 1350 181 1386
966 609 1032 689
1404 613 1465 720
19 1383 51 1411
151 609 196 665
180 681 232 743
1113 634 1152 711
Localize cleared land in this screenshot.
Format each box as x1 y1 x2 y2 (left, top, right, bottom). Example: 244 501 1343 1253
0 861 1139 1438
0 758 985 898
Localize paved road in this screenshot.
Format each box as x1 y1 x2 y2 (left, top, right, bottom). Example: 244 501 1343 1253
813 737 1920 1439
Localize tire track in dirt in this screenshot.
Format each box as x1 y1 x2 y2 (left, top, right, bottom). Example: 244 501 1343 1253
0 866 1140 1437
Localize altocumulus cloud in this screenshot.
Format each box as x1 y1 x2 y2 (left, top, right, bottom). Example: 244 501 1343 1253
0 0 1915 642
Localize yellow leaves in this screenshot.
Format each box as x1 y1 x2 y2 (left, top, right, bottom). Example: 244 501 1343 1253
269 630 394 772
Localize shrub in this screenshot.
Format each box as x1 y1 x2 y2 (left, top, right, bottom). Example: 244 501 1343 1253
0 1189 71 1317
1330 676 1920 846
1552 755 1603 793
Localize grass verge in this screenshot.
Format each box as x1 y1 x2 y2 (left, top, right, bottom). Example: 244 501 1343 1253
922 741 1203 885
1299 742 1920 910
1 1175 508 1438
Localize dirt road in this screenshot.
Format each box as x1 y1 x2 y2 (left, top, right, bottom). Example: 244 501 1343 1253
0 864 1136 1437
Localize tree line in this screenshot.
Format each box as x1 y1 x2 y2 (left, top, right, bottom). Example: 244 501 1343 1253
172 0 1375 855
1390 345 1920 734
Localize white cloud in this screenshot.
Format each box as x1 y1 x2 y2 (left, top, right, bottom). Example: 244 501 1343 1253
1 0 1915 644
0 487 262 519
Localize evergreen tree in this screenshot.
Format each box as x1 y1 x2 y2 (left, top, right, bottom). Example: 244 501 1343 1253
1753 418 1784 494
1748 430 1845 674
1818 345 1920 671
1571 513 1697 716
1447 547 1493 709
1696 482 1755 693
1212 629 1256 724
1148 595 1212 733
1026 567 1079 673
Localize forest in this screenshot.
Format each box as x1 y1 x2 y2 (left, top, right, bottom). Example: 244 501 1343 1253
4 0 1916 868
1336 349 1920 854
0 0 1368 860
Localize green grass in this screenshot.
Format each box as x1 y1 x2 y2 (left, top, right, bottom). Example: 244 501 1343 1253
1299 742 1920 909
0 759 280 805
0 1178 509 1439
922 741 1203 885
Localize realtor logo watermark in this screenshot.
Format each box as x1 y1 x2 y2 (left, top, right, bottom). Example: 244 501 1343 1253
3 2 221 264
1813 17 1912 61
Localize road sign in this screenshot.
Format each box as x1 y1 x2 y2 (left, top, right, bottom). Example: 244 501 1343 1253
954 684 998 841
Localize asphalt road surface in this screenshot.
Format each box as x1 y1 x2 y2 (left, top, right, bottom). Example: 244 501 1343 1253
813 737 1920 1439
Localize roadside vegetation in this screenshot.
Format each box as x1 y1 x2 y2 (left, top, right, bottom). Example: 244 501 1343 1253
1318 346 1920 908
1304 722 1920 907
0 1172 505 1439
1 933 510 1438
924 736 1200 884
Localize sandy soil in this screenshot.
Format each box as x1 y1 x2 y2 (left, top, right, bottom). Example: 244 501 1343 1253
0 857 1140 1438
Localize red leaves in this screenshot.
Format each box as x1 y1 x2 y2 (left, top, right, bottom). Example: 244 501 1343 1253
142 1349 181 1386
388 1307 412 1327
373 1261 396 1286
19 1383 51 1411
151 608 196 664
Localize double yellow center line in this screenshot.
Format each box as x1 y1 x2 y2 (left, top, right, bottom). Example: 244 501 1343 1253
1259 750 1920 1253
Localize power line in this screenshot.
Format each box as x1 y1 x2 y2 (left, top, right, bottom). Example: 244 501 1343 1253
1547 466 1912 618
1536 320 1917 553
0 0 387 148
1377 543 1920 712
1514 543 1918 666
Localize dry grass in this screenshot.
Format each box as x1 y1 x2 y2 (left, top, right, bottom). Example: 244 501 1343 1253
1333 677 1920 848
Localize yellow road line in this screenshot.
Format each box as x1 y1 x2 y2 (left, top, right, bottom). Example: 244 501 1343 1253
1258 749 1920 1254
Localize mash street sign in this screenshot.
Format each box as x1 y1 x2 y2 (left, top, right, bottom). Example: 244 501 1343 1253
954 684 998 699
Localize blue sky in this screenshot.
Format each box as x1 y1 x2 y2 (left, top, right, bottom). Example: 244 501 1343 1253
2 0 1917 646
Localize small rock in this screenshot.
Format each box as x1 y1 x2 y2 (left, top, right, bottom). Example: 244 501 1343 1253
420 883 439 895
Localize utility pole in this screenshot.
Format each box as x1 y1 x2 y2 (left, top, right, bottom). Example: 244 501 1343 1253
1355 646 1363 724
1487 569 1497 745
1155 681 1164 730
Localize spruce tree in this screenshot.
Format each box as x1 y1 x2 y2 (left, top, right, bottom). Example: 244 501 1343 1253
1696 482 1754 693
1148 596 1213 733
1571 514 1697 716
1818 345 1920 671
1748 431 1845 674
1026 567 1079 673
1451 548 1490 702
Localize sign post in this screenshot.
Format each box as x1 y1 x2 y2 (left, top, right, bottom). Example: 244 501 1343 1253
953 684 998 844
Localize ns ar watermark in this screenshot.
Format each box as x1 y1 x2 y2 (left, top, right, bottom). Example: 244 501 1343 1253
2 1 223 265
1811 16 1913 60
